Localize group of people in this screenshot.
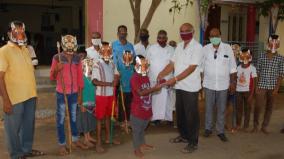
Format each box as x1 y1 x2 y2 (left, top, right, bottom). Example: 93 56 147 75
0 20 284 159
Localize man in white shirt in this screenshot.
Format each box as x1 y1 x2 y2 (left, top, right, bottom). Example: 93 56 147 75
158 23 203 153
146 30 175 122
134 28 150 57
202 28 237 142
85 32 102 61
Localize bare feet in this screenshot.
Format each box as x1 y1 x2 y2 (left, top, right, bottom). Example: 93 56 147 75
58 146 69 156
140 144 155 151
105 139 121 145
134 149 144 159
96 144 105 153
72 140 88 150
261 127 270 135
88 136 97 144
84 140 95 148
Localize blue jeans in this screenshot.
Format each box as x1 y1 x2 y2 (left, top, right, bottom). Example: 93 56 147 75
56 92 79 145
4 97 36 159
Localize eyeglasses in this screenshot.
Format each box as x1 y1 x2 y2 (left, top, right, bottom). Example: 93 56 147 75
214 50 217 59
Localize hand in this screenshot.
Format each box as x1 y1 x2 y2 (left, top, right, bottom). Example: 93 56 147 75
153 84 162 92
3 99 12 114
156 73 164 83
77 96 82 106
272 88 279 96
229 83 236 94
164 78 176 87
56 63 64 72
80 106 87 113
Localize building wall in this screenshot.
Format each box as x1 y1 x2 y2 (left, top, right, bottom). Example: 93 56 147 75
102 0 200 45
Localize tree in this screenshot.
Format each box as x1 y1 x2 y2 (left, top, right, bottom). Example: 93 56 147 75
259 0 284 34
129 0 192 43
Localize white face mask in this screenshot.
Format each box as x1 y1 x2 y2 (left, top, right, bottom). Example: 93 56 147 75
91 38 102 46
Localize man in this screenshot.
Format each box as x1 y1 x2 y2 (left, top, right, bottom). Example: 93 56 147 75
253 34 284 134
202 28 237 142
112 25 136 128
0 21 44 159
146 30 175 122
85 32 102 61
157 23 203 153
134 28 150 57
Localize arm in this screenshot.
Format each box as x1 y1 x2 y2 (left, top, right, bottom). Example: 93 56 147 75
92 79 112 87
50 57 63 80
137 85 161 96
0 72 12 114
273 76 283 95
157 61 174 81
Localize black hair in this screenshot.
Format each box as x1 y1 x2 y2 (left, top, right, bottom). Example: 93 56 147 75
158 30 167 36
268 34 279 42
140 28 149 34
117 25 127 32
133 55 145 66
101 41 109 45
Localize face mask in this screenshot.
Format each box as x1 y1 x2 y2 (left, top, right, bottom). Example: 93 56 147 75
180 31 193 41
239 50 252 65
140 35 149 42
61 35 78 54
99 44 113 62
9 22 27 46
122 50 133 66
91 38 102 46
210 37 221 45
135 56 149 76
268 37 280 54
157 40 167 47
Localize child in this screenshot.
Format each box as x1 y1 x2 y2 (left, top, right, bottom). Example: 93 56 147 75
50 35 88 156
236 48 257 132
76 51 97 148
130 55 163 158
92 42 120 153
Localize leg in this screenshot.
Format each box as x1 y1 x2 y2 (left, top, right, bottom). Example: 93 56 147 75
216 90 228 135
204 88 216 133
68 93 79 142
56 92 66 146
105 117 111 142
130 115 145 158
243 92 251 130
20 97 36 154
236 92 244 129
175 90 187 139
253 89 266 132
95 119 104 152
261 90 274 133
4 102 25 159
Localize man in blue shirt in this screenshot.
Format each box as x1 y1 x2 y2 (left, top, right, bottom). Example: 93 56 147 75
112 25 136 127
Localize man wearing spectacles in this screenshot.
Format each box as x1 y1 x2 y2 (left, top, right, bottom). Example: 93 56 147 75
201 28 237 142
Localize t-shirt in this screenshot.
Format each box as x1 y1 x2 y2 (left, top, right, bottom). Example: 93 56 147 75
236 64 257 92
92 59 119 96
112 40 136 92
130 72 152 120
0 42 37 105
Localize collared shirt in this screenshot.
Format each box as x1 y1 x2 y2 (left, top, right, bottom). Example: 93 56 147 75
171 39 203 92
0 42 37 105
146 44 174 82
256 53 284 90
92 59 119 96
134 42 150 57
112 40 136 92
85 46 100 61
202 42 237 91
50 53 84 94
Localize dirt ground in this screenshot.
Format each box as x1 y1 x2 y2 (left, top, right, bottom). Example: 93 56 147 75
0 92 284 159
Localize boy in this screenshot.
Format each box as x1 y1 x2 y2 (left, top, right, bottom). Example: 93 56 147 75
92 42 120 152
50 35 87 156
130 55 163 158
236 48 257 132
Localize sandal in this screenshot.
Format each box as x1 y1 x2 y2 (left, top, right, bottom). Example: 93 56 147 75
24 149 45 157
169 136 187 143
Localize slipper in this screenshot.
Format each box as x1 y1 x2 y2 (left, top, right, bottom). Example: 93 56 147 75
169 136 187 143
24 149 45 157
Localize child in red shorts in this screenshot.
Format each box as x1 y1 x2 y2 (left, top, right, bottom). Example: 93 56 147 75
130 55 163 158
92 42 119 152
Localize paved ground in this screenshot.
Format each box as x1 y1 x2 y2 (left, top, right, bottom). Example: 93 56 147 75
1 92 284 159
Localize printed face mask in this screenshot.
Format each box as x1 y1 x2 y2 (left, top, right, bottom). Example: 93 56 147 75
239 50 252 65
122 50 134 66
61 35 78 54
268 37 280 54
135 56 149 76
99 44 113 62
9 22 27 46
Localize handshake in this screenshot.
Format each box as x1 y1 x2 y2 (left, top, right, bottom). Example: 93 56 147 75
152 78 176 92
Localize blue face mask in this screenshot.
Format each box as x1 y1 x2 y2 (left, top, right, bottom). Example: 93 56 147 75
210 37 221 45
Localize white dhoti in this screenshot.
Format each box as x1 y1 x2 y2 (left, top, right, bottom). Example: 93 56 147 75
151 81 175 121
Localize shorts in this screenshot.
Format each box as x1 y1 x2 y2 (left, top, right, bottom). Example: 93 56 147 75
95 95 114 120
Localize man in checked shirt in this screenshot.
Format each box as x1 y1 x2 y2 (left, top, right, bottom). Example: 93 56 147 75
253 34 284 134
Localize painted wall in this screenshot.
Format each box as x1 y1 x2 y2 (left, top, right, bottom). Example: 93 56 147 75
102 0 200 45
276 21 284 56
